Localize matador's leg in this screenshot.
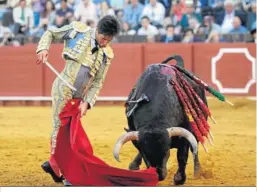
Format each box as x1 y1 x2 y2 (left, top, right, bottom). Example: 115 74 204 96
44 61 81 181
41 78 73 182
51 79 73 154
50 61 82 153
43 61 91 184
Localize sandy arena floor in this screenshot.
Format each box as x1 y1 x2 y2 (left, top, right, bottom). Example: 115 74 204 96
0 97 256 186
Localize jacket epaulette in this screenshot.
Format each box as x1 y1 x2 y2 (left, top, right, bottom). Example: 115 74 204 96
72 21 90 33
103 45 114 59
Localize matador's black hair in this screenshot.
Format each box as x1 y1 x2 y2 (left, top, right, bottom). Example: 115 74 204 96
97 15 120 36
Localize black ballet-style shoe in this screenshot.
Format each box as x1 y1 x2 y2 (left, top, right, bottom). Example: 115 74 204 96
41 161 64 183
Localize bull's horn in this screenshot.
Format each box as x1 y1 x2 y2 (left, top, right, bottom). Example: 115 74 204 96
166 127 198 157
113 131 139 162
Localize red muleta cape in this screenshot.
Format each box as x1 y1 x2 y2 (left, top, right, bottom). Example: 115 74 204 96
51 99 158 186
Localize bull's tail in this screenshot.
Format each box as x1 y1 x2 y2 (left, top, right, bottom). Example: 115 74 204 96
161 55 184 68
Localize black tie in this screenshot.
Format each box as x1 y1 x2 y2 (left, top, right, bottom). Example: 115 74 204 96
91 40 99 54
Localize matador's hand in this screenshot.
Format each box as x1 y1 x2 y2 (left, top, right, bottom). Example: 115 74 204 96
36 50 49 65
79 102 89 118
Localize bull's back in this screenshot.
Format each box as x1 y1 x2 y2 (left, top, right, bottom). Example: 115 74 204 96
127 64 186 130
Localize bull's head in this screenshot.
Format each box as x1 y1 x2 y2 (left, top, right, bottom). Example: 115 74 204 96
113 127 198 181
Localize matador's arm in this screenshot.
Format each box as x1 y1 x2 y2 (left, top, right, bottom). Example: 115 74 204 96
36 23 74 54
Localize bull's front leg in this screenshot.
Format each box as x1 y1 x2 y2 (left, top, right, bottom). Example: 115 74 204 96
174 139 189 185
129 140 150 170
129 153 142 170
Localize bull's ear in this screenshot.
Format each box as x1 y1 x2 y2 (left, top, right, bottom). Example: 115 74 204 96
124 127 130 132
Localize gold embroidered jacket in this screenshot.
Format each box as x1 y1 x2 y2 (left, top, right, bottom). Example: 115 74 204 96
36 21 114 108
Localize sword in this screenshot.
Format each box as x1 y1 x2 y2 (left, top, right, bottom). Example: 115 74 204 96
44 61 77 91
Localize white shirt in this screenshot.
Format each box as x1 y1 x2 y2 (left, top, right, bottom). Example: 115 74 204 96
0 25 12 38
13 6 34 28
138 24 159 36
74 2 98 24
141 2 165 25
221 11 235 33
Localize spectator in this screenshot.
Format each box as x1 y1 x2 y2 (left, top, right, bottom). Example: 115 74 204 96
138 0 148 5
137 16 159 36
194 25 208 42
159 0 172 17
169 0 186 25
115 9 124 29
123 0 144 29
230 16 248 34
0 21 20 46
66 0 77 9
203 15 221 34
246 1 256 31
179 1 202 29
86 19 96 27
205 31 223 42
41 0 56 28
242 0 254 12
109 0 125 14
201 6 214 18
99 1 116 17
146 34 156 42
55 0 73 27
31 0 46 27
0 0 9 21
54 0 77 9
160 24 181 43
30 0 56 37
119 21 136 35
211 0 225 9
141 0 165 28
0 21 13 41
74 0 98 24
188 17 200 34
163 16 171 27
93 0 116 18
248 22 256 43
0 22 12 38
199 0 210 8
174 24 182 35
215 0 247 33
13 0 34 35
181 28 194 42
1 7 14 28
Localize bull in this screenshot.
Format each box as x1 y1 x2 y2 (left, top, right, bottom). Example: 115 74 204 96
113 55 208 185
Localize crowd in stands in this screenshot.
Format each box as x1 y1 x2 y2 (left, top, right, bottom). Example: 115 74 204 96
0 0 256 46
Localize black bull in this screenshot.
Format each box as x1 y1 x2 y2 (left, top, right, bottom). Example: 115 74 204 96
113 58 208 185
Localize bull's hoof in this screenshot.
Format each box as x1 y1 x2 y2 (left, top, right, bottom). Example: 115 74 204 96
173 171 186 185
129 163 140 170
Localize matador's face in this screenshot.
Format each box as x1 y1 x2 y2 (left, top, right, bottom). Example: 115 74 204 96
95 31 113 48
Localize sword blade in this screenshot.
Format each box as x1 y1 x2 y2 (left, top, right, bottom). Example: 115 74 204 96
45 61 77 91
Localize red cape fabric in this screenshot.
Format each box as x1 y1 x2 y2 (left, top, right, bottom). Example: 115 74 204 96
51 99 159 186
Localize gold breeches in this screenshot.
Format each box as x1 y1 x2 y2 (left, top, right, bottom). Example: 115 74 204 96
50 60 81 153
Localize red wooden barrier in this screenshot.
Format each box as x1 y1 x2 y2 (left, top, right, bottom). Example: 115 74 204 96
0 44 43 96
0 43 255 104
99 44 144 97
193 43 256 96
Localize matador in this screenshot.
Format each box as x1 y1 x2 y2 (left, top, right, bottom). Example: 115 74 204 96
36 15 120 185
